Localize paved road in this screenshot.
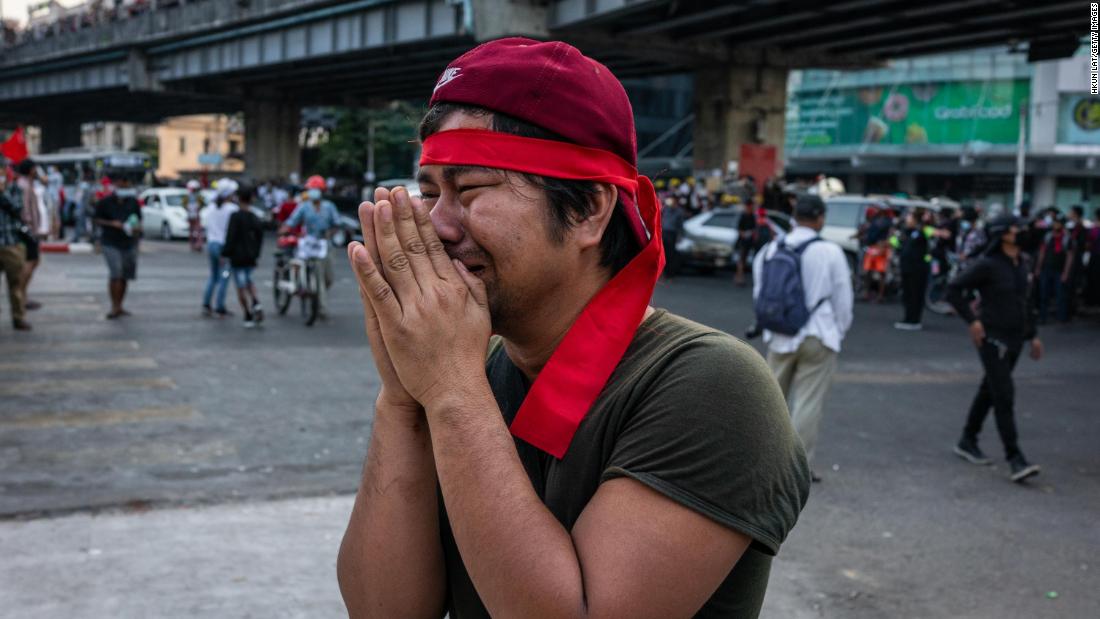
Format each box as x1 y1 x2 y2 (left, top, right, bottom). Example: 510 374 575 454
2 239 1098 618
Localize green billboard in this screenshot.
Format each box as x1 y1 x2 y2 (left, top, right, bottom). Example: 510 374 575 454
786 80 1029 150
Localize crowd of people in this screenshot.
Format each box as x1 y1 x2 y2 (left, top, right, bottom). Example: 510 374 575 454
0 157 350 331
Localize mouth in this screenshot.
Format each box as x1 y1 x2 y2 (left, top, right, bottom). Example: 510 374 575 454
465 264 487 277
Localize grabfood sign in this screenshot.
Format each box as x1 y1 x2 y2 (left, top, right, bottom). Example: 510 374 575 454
933 104 1013 120
787 79 1028 149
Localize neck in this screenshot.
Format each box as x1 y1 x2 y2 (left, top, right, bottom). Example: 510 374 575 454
1002 242 1019 260
502 265 655 382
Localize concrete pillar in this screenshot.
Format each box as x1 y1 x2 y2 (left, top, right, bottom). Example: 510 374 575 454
1033 175 1056 209
37 118 83 153
848 173 866 195
244 101 300 181
692 64 789 177
898 173 917 196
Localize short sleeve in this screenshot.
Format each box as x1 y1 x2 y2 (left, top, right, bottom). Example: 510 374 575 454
602 334 810 555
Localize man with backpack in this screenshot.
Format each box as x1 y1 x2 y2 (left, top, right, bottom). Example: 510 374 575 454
753 194 853 480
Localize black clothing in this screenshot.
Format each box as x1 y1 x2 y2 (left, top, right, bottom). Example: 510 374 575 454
898 226 929 273
946 251 1038 340
964 335 1023 460
440 310 810 619
900 267 928 324
222 209 264 268
95 193 141 250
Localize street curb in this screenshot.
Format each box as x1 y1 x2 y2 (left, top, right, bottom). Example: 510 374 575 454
40 242 94 254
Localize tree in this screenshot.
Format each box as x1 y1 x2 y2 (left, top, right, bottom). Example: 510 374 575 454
311 102 424 182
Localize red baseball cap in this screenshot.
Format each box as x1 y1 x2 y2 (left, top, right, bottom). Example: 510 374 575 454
429 37 637 168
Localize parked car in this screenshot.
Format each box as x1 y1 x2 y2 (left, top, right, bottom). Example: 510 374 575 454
822 194 939 255
676 208 792 272
139 188 191 240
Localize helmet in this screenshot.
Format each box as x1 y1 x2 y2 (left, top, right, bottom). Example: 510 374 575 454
305 175 326 190
985 215 1020 238
214 178 239 199
186 179 200 191
654 179 666 189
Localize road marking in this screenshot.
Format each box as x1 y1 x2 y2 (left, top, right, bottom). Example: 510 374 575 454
0 340 140 355
0 377 176 397
0 357 158 372
0 405 199 430
835 372 980 384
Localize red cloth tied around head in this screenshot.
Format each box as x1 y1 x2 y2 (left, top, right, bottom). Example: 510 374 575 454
420 128 665 458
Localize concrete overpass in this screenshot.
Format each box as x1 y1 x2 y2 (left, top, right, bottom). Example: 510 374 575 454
0 0 1087 178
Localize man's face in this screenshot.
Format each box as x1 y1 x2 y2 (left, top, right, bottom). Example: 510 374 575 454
418 111 579 331
1002 225 1018 246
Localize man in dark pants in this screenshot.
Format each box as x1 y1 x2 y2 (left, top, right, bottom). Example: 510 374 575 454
894 209 931 330
660 196 685 280
945 215 1042 483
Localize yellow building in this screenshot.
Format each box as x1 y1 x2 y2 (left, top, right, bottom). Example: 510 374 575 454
156 114 244 181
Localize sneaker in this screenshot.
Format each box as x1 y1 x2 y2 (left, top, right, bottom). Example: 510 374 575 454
243 319 257 329
215 308 233 318
894 322 923 331
12 319 32 331
954 440 992 465
251 302 264 323
25 300 42 311
202 305 213 318
1008 455 1041 483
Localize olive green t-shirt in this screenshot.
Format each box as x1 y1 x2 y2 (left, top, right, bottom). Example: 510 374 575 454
441 308 811 618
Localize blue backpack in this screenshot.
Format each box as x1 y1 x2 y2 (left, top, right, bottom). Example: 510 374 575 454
754 237 826 336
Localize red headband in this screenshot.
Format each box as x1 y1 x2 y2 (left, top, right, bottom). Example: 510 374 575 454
420 129 665 458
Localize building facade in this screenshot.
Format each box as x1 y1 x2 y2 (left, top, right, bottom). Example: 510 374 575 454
155 114 244 181
785 47 1100 213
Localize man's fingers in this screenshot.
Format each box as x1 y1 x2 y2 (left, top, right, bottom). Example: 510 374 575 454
452 259 489 310
374 186 391 204
373 199 420 300
390 187 437 286
412 193 453 277
349 241 400 320
358 201 387 283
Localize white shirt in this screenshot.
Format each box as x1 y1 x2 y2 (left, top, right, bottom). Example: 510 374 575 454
203 202 239 245
752 225 854 353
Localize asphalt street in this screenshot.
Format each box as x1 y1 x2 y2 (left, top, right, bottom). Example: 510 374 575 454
1 238 1098 618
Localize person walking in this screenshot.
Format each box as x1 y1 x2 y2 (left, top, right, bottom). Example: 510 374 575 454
221 184 264 328
753 194 853 481
92 177 142 319
1034 213 1075 324
894 209 932 330
201 179 239 317
946 215 1042 482
12 160 42 312
1084 207 1100 310
659 196 684 280
185 179 205 252
0 173 31 331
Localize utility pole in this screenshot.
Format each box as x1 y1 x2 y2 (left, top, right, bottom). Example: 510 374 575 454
1012 100 1027 215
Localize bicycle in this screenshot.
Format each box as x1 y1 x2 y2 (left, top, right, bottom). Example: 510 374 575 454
273 234 326 326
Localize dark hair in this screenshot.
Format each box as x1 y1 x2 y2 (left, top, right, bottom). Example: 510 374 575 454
237 184 254 203
418 103 641 275
1071 205 1084 218
15 159 34 176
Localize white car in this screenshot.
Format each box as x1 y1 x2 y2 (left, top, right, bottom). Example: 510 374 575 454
140 188 191 240
677 208 792 271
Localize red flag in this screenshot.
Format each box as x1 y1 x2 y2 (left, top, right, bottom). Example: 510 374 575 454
1 127 29 164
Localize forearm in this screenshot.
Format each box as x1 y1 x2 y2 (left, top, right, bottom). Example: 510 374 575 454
337 400 446 619
428 385 587 619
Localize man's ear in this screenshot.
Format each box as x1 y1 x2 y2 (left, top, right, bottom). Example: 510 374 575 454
574 183 618 251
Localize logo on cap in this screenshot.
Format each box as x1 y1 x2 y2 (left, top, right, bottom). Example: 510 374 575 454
434 67 462 93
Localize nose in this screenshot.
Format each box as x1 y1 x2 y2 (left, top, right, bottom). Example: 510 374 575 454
430 195 464 245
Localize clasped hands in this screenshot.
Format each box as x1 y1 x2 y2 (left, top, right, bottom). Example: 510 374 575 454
347 186 492 415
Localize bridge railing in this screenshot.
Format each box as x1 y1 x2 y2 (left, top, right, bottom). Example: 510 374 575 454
1 0 338 67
